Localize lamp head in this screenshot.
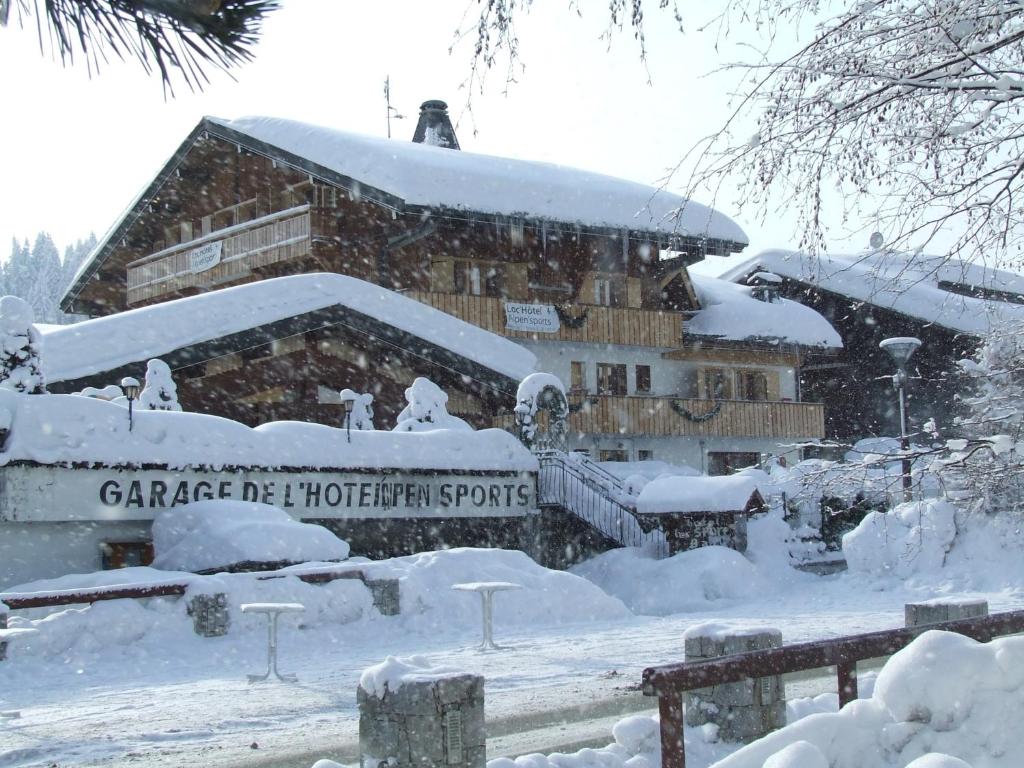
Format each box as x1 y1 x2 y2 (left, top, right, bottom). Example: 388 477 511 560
340 388 357 414
120 377 141 401
879 337 922 368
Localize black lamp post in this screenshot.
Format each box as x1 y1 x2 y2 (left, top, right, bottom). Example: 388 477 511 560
121 376 141 432
340 389 356 443
879 337 922 502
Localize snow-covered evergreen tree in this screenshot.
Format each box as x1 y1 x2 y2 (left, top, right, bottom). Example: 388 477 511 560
392 378 472 432
5 238 32 302
28 233 63 324
139 359 182 411
0 296 46 394
340 388 375 430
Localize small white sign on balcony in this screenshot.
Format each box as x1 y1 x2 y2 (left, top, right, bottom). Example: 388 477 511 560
188 241 223 274
504 302 560 333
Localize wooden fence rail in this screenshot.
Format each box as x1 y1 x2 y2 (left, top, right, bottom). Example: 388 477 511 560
641 609 1024 768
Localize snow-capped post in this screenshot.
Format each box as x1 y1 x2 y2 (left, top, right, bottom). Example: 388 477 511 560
358 657 485 768
392 378 472 432
341 388 356 443
120 377 141 431
0 295 46 394
138 359 181 411
513 373 568 451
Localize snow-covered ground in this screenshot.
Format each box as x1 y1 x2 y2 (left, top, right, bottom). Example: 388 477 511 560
3 512 1023 768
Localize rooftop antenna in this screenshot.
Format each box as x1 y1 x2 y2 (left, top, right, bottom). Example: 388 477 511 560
384 76 405 138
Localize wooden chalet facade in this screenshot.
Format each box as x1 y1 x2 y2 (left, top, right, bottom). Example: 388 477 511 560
59 104 835 471
717 250 1024 446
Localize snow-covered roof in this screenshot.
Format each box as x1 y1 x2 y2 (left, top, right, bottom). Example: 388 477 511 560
714 249 1024 336
636 475 761 515
685 273 842 349
0 390 536 472
43 273 537 384
208 116 749 244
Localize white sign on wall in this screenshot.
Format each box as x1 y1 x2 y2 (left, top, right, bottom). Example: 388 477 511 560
0 465 537 523
188 240 223 274
504 302 560 333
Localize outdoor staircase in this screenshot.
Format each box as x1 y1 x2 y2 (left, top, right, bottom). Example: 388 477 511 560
535 450 667 556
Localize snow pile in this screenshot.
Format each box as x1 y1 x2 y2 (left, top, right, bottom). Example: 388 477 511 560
2 565 375 662
359 655 461 697
151 500 350 572
571 546 761 615
393 377 472 433
686 274 841 348
637 475 759 514
358 548 632 632
572 510 809 615
843 500 957 579
714 630 1024 768
44 273 537 384
0 389 536 472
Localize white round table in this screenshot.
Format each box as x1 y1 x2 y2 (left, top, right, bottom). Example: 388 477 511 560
451 582 522 651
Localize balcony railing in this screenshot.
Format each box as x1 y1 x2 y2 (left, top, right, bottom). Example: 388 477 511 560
407 291 682 348
497 395 825 439
126 205 312 305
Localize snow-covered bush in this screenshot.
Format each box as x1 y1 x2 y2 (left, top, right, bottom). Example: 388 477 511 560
138 358 181 411
0 295 45 394
843 500 958 579
340 388 375 430
392 377 471 432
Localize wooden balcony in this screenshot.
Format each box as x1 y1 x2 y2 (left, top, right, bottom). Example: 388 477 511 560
127 206 312 305
497 395 825 439
407 291 682 348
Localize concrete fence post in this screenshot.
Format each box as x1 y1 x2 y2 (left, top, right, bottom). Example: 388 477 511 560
905 598 989 628
683 625 786 742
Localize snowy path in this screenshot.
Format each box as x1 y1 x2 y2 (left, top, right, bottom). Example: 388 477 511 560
3 579 1021 768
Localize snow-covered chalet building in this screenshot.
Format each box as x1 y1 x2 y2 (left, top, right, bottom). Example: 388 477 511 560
57 101 840 472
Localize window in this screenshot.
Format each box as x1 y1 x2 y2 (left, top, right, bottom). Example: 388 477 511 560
592 275 625 307
637 449 654 461
635 365 651 394
597 363 627 396
702 368 733 400
101 541 154 570
455 261 505 297
599 449 628 462
737 370 769 401
708 451 760 476
455 263 482 295
570 361 587 393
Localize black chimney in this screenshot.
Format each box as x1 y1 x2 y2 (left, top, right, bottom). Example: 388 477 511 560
412 100 460 150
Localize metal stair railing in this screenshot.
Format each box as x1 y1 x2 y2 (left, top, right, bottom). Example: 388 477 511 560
536 451 667 555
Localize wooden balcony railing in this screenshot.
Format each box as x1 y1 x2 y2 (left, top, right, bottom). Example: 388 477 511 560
496 395 825 439
408 291 682 348
126 205 312 305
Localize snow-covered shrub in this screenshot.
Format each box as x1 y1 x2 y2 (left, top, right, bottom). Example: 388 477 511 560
138 358 181 411
0 295 45 394
340 388 375 430
513 372 568 449
843 499 957 579
75 384 124 401
392 377 472 432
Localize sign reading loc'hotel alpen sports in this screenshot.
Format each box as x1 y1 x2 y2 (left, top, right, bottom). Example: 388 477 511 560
504 302 560 333
188 240 223 274
0 465 536 522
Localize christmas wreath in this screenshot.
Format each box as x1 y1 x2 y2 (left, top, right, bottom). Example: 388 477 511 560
670 399 722 422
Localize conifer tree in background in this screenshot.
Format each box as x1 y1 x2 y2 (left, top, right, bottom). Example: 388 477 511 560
139 359 182 411
28 233 63 324
5 238 32 303
0 296 46 394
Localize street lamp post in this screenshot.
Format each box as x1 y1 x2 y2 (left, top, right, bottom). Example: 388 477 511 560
120 376 141 432
340 389 356 444
879 337 922 503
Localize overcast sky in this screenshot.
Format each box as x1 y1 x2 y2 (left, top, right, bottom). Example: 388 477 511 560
0 1 864 267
